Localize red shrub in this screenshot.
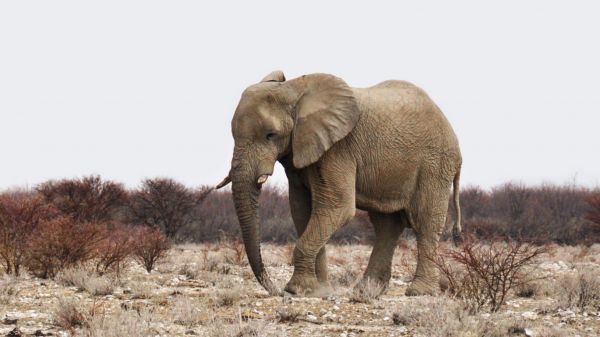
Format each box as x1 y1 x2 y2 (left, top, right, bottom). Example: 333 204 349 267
0 192 58 275
586 192 600 226
131 227 171 273
26 218 106 278
94 225 136 275
435 236 548 312
128 178 212 238
37 175 128 223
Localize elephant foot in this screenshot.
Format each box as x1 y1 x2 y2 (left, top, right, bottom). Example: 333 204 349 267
285 274 330 297
405 278 438 296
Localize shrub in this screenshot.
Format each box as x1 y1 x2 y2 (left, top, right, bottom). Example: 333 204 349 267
53 298 88 330
213 286 243 307
26 217 106 278
56 268 114 296
0 192 58 275
94 225 135 275
131 227 171 273
557 268 600 311
434 237 547 312
37 175 127 223
349 278 385 304
128 178 212 239
172 297 202 327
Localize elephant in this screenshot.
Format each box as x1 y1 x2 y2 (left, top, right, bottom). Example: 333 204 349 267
216 71 462 297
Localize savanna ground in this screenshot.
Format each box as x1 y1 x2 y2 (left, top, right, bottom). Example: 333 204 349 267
1 241 599 337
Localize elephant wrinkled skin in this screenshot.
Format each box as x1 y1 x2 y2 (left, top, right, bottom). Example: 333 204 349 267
217 71 462 297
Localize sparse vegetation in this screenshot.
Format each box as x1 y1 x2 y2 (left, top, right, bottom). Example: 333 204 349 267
434 237 548 312
557 268 600 311
0 178 599 336
131 227 171 273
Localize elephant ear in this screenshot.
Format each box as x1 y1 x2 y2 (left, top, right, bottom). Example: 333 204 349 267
292 74 360 169
261 70 286 83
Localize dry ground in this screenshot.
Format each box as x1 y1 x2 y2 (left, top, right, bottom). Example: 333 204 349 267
1 242 599 337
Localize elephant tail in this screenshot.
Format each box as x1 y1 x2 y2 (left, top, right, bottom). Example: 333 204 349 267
451 168 462 245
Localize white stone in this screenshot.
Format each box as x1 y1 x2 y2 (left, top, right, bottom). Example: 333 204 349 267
306 314 318 321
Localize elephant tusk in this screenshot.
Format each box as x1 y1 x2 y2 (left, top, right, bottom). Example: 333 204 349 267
257 174 269 185
216 175 231 189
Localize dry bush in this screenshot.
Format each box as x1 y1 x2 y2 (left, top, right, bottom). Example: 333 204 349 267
53 298 89 330
434 237 547 312
0 275 18 305
128 178 212 239
205 318 264 337
94 225 135 275
349 278 385 304
83 306 154 337
178 261 201 280
37 175 127 223
26 218 106 278
213 286 243 307
514 278 553 299
557 268 600 311
390 297 484 337
172 297 202 327
276 308 301 323
0 192 58 275
218 234 247 266
131 227 171 273
333 265 360 288
127 281 154 299
56 268 114 296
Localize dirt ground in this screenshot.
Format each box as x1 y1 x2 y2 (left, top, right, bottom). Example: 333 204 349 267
1 242 599 337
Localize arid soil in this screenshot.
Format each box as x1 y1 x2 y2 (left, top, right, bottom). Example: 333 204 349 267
1 243 599 337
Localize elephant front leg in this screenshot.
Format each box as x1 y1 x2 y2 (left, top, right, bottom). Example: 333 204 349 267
288 179 329 287
285 162 356 296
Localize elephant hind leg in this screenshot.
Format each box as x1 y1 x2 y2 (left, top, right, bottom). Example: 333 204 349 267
355 211 406 296
405 182 451 296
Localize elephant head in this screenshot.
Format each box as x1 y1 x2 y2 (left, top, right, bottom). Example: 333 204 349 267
216 71 360 294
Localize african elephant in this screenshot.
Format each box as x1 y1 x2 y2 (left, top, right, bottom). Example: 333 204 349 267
217 71 462 297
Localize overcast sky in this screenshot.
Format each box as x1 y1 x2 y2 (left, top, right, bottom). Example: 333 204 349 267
1 1 598 190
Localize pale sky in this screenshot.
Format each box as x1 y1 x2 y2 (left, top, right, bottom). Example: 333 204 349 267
1 1 599 190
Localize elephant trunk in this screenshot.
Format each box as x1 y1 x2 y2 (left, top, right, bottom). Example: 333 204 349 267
231 164 280 296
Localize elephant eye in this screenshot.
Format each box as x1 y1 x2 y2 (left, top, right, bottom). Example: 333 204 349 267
266 132 277 141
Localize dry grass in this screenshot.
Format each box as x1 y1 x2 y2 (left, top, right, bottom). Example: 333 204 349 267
556 267 600 311
0 274 18 305
172 297 202 328
53 298 88 330
213 286 243 307
56 268 114 296
83 307 154 337
349 278 384 304
2 242 599 336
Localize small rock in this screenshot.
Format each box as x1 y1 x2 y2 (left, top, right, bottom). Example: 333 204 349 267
6 328 23 337
306 314 318 321
332 305 340 311
524 328 533 337
2 317 18 325
185 330 197 335
255 301 262 307
33 331 52 336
